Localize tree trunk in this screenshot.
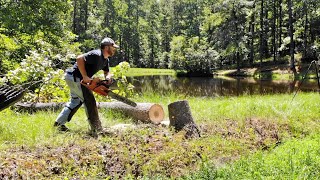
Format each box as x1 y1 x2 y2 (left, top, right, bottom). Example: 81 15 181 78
232 3 241 74
150 35 155 68
236 51 240 74
272 0 277 62
15 102 165 124
84 0 89 30
260 0 264 68
98 102 164 124
263 0 269 57
14 102 66 112
278 0 282 57
72 0 77 33
249 1 255 66
168 100 200 138
303 1 308 60
288 0 297 74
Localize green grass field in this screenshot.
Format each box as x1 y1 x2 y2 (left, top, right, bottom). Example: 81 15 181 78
1 92 320 179
122 68 176 76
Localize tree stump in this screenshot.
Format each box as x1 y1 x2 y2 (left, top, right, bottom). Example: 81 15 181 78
168 100 200 138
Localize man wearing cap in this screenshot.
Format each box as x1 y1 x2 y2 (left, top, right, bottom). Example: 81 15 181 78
54 37 119 136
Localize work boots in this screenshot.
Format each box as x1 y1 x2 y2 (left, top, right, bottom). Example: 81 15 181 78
53 122 69 132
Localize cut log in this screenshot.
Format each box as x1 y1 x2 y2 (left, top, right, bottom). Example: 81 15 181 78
14 102 165 124
14 102 66 112
98 102 164 124
168 100 200 138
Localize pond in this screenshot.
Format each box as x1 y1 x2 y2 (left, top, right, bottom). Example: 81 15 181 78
128 75 320 97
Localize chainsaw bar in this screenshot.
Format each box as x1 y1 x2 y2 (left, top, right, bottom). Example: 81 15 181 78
107 90 137 107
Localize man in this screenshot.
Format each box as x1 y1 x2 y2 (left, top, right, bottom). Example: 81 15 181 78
54 37 119 135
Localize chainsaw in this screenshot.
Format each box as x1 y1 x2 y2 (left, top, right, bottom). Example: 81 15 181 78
80 78 137 107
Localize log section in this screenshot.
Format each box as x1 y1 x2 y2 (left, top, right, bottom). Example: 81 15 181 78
14 102 65 112
98 102 164 124
168 100 200 138
14 102 164 124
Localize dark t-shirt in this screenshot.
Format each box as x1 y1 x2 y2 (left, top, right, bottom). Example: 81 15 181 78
72 49 109 79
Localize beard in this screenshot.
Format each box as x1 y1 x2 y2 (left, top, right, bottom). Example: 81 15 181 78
107 47 115 57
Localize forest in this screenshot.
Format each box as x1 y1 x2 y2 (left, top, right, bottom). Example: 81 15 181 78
1 0 320 77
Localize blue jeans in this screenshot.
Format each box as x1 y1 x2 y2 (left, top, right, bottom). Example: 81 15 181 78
55 72 102 131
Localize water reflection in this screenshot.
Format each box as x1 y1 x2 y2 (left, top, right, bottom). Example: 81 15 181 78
128 75 320 97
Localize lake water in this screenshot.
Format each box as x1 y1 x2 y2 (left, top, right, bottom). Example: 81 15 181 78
128 75 320 97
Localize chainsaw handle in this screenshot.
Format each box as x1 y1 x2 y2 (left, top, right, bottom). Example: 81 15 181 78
80 79 92 86
80 77 116 90
81 77 101 85
99 78 116 86
105 78 116 84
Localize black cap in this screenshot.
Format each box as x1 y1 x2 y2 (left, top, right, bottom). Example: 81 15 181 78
101 37 119 48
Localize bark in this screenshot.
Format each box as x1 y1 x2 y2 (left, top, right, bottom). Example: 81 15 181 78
236 51 240 74
78 0 83 34
263 0 269 57
168 100 200 138
260 0 264 67
14 102 165 124
249 1 255 66
232 3 240 74
72 0 77 33
288 0 297 74
272 0 277 62
150 35 155 68
84 0 89 30
303 1 308 59
98 102 164 124
14 102 66 112
278 0 282 57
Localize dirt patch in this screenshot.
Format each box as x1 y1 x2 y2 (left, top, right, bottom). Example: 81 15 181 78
0 120 292 179
0 125 199 179
200 118 291 150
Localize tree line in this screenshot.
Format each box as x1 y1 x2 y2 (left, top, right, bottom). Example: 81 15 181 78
1 0 320 76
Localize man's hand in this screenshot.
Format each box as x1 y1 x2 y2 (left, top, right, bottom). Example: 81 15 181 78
105 77 113 84
82 76 93 84
104 71 113 84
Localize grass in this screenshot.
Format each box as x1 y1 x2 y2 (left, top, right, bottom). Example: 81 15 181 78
123 68 176 77
184 134 320 179
221 135 320 179
1 92 320 179
214 61 320 81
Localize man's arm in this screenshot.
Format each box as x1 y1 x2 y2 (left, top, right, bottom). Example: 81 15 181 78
76 55 92 83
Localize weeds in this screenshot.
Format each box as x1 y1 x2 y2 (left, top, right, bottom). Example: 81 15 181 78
1 93 320 178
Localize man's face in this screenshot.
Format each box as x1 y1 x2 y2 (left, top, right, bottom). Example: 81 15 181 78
107 46 116 57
